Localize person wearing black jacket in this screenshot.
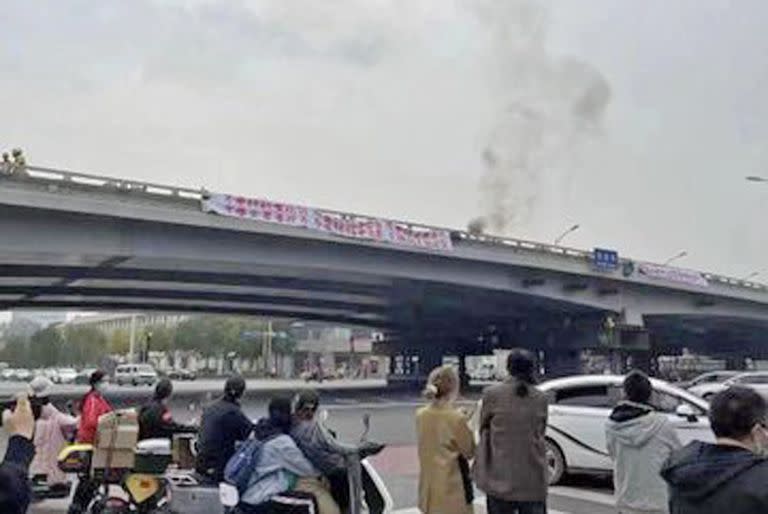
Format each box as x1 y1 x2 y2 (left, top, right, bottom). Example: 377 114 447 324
138 379 196 441
195 375 254 482
662 386 768 514
0 394 36 514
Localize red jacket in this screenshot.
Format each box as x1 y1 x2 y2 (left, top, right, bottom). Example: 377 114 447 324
77 390 112 444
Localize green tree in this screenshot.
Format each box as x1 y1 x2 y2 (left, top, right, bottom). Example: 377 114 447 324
174 315 267 358
28 327 64 367
108 329 130 355
63 325 108 366
147 326 175 353
0 335 30 366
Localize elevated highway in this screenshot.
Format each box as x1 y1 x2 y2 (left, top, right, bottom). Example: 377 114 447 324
0 165 766 375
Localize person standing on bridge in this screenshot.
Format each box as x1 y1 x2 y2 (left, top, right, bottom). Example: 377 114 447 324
605 370 681 514
416 365 476 514
474 349 548 514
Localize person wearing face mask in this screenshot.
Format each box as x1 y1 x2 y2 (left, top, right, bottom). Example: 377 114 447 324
662 386 768 514
68 370 112 514
76 370 112 445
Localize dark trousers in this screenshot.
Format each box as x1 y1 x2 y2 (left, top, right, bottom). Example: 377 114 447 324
67 478 98 514
487 496 547 514
327 467 384 514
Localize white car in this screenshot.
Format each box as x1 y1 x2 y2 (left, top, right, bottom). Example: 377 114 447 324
114 364 158 386
686 371 740 399
471 375 713 484
692 371 768 400
55 368 78 384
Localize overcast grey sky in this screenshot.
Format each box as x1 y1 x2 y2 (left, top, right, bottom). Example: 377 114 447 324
1 0 766 279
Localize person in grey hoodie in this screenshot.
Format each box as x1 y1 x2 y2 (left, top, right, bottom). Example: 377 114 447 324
661 386 768 514
605 370 681 514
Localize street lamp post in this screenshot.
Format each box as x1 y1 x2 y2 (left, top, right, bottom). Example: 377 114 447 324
746 176 768 183
554 224 580 246
663 251 688 266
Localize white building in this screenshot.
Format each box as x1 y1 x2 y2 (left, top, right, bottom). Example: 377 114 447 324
65 312 189 336
11 310 67 329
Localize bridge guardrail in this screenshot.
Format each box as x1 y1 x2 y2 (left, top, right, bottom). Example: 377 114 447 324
2 164 765 294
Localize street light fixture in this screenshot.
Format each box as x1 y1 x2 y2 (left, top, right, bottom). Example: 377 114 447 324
663 250 688 266
554 224 580 246
746 176 768 183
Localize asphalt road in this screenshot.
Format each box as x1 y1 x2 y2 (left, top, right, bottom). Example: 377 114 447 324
19 388 615 514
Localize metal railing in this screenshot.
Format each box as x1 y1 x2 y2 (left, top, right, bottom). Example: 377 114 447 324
2 164 766 294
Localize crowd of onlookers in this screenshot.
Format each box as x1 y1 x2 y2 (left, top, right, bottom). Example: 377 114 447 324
1 349 768 514
415 349 768 514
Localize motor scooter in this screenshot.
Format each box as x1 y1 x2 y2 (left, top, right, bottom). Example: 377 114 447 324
166 412 393 514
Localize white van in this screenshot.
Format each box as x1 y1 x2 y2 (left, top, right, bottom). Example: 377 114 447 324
114 364 158 386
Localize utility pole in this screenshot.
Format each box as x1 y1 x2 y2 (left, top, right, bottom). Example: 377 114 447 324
128 313 137 363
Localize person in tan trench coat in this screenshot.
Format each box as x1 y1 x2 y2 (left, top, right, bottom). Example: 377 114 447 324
416 365 476 514
473 349 549 514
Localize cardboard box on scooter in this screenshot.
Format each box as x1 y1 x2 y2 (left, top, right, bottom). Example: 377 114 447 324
95 409 139 449
91 448 135 470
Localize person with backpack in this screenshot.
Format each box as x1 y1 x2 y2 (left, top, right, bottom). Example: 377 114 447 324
605 370 681 514
236 396 339 514
473 349 549 514
196 375 254 482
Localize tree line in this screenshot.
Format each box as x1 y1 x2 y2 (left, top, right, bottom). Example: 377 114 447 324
0 315 297 368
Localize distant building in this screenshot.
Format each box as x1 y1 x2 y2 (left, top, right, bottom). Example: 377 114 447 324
11 310 67 329
65 312 189 336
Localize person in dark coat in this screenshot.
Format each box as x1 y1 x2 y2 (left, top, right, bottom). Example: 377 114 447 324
473 349 549 514
662 386 768 514
0 394 36 514
138 378 196 440
195 375 254 482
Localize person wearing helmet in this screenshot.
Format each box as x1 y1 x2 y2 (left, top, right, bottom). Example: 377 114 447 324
28 376 77 490
195 375 254 482
138 378 196 441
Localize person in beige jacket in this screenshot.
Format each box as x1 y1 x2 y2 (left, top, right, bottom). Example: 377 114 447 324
473 349 549 514
416 365 476 514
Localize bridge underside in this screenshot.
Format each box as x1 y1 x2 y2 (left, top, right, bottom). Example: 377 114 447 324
0 251 606 333
0 199 766 379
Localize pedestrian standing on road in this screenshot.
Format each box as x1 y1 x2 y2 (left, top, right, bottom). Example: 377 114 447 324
416 365 476 514
662 386 768 514
605 370 681 514
473 349 548 514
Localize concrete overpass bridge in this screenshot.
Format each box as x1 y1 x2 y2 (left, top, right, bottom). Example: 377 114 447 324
0 166 766 377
